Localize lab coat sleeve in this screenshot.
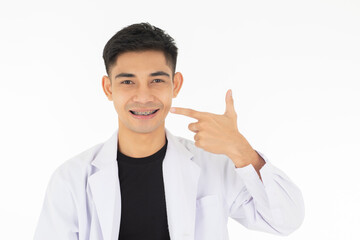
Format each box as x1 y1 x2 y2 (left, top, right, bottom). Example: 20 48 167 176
224 150 305 236
33 167 79 240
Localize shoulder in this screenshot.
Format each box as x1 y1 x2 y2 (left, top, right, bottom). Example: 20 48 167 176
50 142 104 185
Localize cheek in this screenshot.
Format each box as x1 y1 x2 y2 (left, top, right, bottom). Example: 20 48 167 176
161 94 173 109
112 94 128 112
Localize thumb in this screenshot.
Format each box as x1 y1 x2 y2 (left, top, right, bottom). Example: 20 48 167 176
225 89 236 117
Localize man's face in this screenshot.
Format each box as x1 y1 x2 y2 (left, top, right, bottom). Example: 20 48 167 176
102 50 183 134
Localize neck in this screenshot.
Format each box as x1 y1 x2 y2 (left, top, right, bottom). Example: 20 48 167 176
117 123 166 158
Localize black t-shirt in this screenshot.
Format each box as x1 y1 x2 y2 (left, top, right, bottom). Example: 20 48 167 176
117 137 170 240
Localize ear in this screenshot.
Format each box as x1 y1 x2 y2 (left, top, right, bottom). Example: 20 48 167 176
172 72 183 98
102 75 113 101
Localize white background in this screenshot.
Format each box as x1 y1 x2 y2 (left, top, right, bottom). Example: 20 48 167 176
1 0 359 239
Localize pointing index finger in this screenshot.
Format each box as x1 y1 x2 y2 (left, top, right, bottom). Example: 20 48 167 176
170 107 205 119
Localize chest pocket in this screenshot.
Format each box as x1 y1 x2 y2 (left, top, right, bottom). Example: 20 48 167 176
195 194 226 240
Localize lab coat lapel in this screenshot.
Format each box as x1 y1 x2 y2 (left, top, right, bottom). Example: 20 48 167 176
164 128 201 240
88 130 120 240
88 128 201 240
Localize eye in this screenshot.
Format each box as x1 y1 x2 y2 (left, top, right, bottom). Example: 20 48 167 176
153 79 164 83
121 80 133 84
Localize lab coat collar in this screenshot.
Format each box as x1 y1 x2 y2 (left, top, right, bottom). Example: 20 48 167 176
89 127 201 240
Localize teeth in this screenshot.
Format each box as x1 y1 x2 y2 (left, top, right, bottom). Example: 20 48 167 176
132 110 157 115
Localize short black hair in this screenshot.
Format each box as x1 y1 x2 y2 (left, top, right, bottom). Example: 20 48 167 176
102 22 178 81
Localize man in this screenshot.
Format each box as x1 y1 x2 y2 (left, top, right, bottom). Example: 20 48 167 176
34 22 304 240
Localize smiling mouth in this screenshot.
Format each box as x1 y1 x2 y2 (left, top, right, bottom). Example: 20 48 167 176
129 109 160 116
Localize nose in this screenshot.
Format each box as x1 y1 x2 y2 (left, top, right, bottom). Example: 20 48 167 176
133 85 156 103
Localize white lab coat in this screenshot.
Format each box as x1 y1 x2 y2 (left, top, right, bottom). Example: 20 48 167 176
34 128 304 240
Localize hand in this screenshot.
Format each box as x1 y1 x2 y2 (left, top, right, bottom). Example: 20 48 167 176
170 89 262 168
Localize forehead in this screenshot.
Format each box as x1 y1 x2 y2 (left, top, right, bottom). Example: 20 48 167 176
111 50 171 75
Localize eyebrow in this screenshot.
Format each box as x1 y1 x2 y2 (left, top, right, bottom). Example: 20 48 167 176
114 71 170 79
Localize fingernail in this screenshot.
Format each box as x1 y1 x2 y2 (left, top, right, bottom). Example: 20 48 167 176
229 89 232 97
170 107 175 113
